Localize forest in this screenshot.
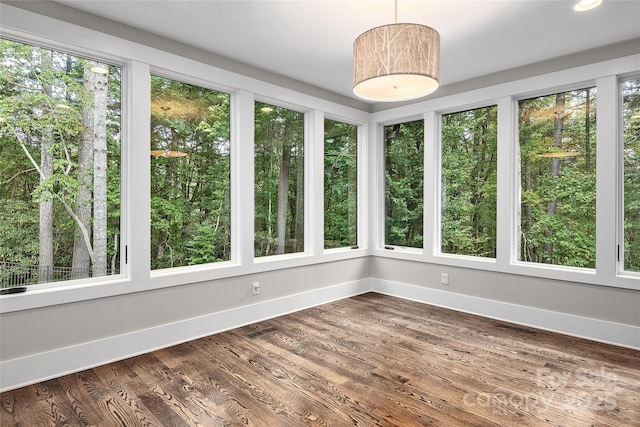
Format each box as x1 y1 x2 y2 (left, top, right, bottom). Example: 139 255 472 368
1 37 638 288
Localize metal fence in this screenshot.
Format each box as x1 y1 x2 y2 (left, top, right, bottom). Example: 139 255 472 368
0 261 117 287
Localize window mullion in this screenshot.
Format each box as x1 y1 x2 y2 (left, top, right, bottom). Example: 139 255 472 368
310 110 324 255
497 96 516 266
424 111 438 259
233 90 255 266
595 76 619 279
129 60 151 283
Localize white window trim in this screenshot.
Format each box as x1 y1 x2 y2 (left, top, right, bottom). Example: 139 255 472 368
618 76 640 279
322 114 363 252
0 4 369 313
372 53 640 291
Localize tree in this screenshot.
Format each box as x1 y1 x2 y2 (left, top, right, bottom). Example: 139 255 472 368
0 38 121 285
254 103 304 257
91 62 109 277
324 119 357 249
385 120 424 248
622 79 640 271
519 88 596 268
150 75 230 269
441 106 497 257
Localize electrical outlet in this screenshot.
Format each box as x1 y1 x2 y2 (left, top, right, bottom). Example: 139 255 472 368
252 282 261 295
441 273 449 285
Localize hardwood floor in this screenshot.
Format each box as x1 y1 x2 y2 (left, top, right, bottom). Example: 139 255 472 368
1 293 639 426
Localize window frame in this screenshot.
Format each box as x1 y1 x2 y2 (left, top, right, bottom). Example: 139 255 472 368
253 97 310 262
2 2 638 315
322 115 361 252
618 75 640 278
380 116 426 253
0 8 370 314
148 69 234 273
513 83 599 272
371 59 640 291
437 103 499 261
0 32 130 292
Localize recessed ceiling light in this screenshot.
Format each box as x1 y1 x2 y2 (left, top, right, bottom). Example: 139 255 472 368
260 106 274 113
574 0 603 12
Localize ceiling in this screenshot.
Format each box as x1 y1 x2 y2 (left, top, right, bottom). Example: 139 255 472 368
51 0 640 105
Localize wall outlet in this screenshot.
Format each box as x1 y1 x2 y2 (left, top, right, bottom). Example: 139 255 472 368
441 273 449 285
252 282 261 295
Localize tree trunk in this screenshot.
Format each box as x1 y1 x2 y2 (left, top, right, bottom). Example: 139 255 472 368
544 93 565 261
39 130 54 283
276 140 290 254
38 51 54 283
294 142 304 252
584 89 592 173
521 111 533 262
92 62 109 277
72 62 96 277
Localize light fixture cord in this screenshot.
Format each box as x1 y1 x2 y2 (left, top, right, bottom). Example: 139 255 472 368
394 0 398 23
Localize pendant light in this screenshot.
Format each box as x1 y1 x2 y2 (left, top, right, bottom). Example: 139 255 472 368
353 0 440 102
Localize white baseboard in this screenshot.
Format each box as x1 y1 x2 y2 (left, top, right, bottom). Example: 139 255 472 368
0 279 370 392
371 278 640 351
3 277 637 392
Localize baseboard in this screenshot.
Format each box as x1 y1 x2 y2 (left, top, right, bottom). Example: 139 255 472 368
371 278 640 350
3 277 637 392
0 279 371 392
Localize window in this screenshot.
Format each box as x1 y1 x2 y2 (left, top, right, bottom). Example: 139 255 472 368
384 120 424 248
519 88 596 268
150 75 230 269
441 106 497 257
254 102 304 257
622 79 640 272
324 119 357 249
0 38 121 286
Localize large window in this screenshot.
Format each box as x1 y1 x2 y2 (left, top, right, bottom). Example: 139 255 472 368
384 120 424 248
519 88 597 268
150 75 230 269
254 102 305 257
622 79 640 272
324 119 357 249
0 38 121 286
441 106 497 258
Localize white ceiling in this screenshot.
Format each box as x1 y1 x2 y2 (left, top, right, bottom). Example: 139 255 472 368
54 0 640 104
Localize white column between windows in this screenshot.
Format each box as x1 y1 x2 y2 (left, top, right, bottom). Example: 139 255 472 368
496 96 517 266
595 76 619 279
424 111 438 259
233 90 255 267
129 61 151 282
310 110 325 255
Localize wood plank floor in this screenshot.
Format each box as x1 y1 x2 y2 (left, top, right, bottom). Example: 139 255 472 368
1 293 639 426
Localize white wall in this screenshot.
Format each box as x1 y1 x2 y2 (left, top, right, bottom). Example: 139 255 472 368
370 258 640 347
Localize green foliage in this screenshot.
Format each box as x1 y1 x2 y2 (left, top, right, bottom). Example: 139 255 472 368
441 106 497 257
519 88 597 268
385 120 424 247
150 75 230 269
623 79 640 271
254 102 304 257
324 119 357 248
0 38 122 283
